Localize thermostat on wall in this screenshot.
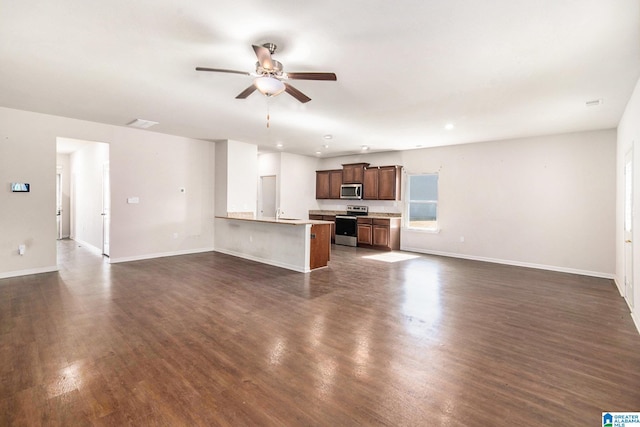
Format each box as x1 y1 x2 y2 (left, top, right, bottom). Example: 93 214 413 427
10 183 30 192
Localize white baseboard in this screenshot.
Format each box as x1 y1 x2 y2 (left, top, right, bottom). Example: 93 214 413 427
612 277 639 335
632 311 640 335
0 265 59 280
109 247 214 264
214 248 309 273
613 275 625 296
400 246 615 280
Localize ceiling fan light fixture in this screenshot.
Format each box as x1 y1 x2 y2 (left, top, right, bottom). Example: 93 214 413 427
254 76 285 97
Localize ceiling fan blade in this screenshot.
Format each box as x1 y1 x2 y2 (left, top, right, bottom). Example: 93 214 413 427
235 85 257 99
196 67 250 76
286 72 337 81
284 83 311 103
252 44 274 70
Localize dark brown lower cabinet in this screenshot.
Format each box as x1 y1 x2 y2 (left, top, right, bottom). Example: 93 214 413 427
309 214 336 243
309 223 330 269
357 217 401 251
357 222 372 245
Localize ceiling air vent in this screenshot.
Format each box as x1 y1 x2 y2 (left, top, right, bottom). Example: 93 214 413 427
585 99 603 107
127 118 159 129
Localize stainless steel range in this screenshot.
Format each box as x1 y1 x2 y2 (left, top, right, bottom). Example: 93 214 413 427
335 205 368 247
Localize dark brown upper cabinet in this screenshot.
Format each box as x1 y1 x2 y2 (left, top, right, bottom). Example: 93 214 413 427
342 163 369 184
315 169 343 199
363 166 402 200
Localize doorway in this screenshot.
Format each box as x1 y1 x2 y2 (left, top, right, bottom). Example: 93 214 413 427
260 175 277 219
624 148 634 309
56 137 110 263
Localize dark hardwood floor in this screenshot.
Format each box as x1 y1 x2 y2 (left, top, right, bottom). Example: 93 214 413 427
1 240 639 426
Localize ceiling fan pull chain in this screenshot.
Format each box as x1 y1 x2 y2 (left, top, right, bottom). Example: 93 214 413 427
266 98 271 128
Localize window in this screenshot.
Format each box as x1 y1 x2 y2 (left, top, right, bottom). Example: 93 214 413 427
406 174 438 230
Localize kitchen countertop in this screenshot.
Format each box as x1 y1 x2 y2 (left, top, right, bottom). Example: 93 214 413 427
309 210 401 219
216 216 333 226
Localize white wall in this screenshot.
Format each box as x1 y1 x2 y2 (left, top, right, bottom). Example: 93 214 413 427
0 106 215 278
214 141 228 217
0 108 59 277
616 75 640 332
258 152 280 177
70 142 108 251
318 130 616 277
109 127 215 262
228 140 258 215
215 140 258 217
280 153 320 220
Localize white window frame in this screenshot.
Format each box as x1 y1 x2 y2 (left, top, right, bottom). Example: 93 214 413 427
405 173 439 231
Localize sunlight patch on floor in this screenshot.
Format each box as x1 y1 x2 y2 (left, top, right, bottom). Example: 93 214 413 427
362 252 420 263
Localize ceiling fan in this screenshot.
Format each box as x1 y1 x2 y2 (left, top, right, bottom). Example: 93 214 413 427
196 43 337 103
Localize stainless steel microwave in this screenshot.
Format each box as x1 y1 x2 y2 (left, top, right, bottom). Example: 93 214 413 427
340 183 362 199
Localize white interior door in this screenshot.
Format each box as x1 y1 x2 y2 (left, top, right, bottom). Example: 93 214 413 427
624 149 634 309
102 162 110 257
260 175 276 218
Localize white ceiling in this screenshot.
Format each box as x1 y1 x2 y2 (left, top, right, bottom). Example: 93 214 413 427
1 1 639 157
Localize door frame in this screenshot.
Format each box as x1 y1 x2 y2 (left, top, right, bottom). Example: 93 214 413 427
102 162 110 257
624 147 634 310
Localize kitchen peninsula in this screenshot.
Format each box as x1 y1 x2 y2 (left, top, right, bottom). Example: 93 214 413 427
214 216 333 273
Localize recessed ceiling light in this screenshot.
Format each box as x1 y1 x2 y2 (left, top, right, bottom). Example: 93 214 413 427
361 145 369 151
445 123 455 130
276 143 283 148
127 118 159 129
323 134 333 140
323 144 329 148
315 151 322 155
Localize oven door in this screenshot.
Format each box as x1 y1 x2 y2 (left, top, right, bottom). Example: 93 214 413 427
335 216 358 246
335 216 357 236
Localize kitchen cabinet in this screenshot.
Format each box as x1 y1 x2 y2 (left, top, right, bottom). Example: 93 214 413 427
363 167 378 199
316 169 342 199
357 217 401 251
357 218 372 246
309 214 336 243
310 223 330 270
363 166 402 200
342 163 369 184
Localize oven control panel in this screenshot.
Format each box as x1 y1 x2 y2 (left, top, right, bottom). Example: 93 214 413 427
346 205 368 216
